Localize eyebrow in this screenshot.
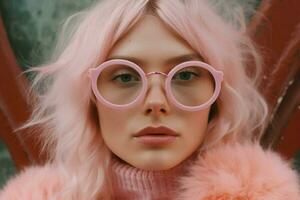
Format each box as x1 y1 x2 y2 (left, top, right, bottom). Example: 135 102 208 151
107 53 205 65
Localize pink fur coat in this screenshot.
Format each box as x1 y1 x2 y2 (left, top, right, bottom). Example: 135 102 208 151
0 142 299 199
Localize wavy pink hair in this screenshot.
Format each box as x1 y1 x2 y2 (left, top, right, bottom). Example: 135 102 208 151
17 0 269 199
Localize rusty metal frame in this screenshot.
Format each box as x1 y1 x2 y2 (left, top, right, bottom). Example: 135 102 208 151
0 15 46 169
247 0 300 157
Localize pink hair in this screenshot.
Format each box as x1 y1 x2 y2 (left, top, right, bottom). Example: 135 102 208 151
17 0 269 199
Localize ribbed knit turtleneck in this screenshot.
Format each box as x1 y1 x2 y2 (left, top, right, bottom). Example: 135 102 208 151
110 153 197 200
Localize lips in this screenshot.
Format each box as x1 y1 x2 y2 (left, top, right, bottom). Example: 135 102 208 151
133 126 179 146
133 126 179 137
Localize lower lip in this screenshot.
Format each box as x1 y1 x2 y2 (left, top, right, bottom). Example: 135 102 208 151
134 135 177 145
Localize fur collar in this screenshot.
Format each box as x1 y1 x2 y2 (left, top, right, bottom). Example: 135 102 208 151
0 142 299 199
178 142 300 199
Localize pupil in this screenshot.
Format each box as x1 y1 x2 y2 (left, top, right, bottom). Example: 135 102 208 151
121 74 131 82
180 72 191 80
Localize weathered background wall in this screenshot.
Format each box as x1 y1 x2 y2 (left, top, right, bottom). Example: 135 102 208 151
0 0 273 187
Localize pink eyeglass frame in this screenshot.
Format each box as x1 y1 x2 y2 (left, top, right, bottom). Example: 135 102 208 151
88 59 223 112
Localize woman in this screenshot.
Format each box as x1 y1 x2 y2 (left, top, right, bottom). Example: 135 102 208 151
0 0 299 199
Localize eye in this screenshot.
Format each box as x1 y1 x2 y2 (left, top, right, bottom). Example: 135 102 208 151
172 70 200 81
112 73 140 84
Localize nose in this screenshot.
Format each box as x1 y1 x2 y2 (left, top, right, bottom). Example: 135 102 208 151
143 75 170 116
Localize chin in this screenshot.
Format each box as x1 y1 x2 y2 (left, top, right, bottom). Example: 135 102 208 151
134 159 180 171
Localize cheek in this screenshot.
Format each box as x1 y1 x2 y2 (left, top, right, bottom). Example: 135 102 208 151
96 104 129 140
185 108 210 128
182 108 210 142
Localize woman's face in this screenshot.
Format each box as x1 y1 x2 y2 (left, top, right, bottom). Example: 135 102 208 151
96 15 211 170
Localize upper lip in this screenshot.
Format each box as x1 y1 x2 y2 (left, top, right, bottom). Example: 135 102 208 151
133 126 179 137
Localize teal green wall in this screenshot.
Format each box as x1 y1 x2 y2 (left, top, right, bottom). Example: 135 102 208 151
0 140 16 188
0 0 97 69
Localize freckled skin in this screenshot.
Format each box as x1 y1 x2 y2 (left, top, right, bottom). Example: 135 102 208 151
96 15 211 171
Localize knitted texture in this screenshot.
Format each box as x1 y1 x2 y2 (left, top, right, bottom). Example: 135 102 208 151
110 154 197 200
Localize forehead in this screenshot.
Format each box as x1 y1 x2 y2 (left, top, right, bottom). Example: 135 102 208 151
107 15 204 67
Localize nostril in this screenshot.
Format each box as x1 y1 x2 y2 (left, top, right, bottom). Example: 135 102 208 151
160 108 166 113
146 108 166 114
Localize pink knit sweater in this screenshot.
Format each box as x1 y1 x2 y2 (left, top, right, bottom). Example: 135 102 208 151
0 142 300 199
110 152 197 199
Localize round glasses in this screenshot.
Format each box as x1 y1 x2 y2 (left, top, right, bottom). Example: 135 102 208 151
88 59 223 111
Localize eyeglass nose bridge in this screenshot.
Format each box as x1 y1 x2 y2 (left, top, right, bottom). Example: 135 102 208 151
145 71 168 88
146 71 168 77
